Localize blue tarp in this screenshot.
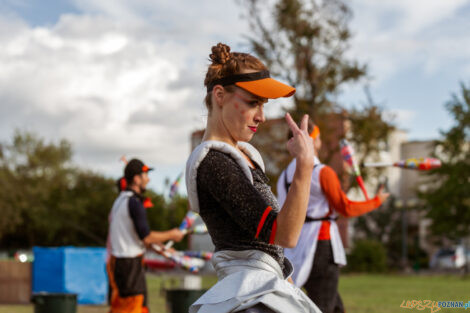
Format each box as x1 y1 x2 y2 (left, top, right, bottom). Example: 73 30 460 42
32 246 108 305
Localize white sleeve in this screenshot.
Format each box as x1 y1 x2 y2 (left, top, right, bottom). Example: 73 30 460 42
277 160 296 208
276 170 288 208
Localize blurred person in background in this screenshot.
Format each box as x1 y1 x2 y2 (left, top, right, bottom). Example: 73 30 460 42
277 122 389 313
107 158 184 313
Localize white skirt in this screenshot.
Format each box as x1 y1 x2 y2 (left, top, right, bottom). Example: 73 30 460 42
189 250 322 313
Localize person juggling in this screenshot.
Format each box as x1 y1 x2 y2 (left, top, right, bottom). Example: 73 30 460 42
277 121 390 313
106 159 184 313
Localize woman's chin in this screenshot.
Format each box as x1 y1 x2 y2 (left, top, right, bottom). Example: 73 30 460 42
240 134 254 142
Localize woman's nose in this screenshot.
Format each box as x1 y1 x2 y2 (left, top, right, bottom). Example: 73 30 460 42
254 106 265 123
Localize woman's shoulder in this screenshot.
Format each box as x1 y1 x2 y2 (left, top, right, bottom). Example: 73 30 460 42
189 141 246 171
199 149 239 172
187 140 257 187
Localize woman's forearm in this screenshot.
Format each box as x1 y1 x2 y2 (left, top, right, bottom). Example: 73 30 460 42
274 162 313 248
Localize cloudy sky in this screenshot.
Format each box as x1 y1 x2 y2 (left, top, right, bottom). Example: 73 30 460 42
1 0 469 194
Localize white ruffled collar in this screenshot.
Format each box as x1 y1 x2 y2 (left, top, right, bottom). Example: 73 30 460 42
185 140 265 213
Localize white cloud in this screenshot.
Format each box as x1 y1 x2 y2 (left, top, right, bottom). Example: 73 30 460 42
348 0 470 82
351 0 468 35
2 0 469 192
0 2 251 188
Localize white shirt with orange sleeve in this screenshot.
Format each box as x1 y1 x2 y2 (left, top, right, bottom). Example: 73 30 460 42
277 157 383 287
319 166 382 217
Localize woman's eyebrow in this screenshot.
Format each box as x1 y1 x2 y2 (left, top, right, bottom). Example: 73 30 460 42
235 92 266 103
234 93 253 101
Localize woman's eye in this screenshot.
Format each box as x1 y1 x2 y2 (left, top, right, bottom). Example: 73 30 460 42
249 100 259 106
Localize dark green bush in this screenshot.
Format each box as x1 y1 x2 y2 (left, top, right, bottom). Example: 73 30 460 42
344 239 388 273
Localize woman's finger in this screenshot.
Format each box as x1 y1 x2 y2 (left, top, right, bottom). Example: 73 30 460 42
300 114 309 133
285 113 300 133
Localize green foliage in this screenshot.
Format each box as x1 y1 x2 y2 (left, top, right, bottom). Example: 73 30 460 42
420 82 470 239
146 194 189 250
0 130 189 249
57 171 117 245
345 239 387 273
353 196 403 268
0 130 78 246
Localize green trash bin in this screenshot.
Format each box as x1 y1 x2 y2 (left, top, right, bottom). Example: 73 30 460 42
31 292 77 313
166 289 207 313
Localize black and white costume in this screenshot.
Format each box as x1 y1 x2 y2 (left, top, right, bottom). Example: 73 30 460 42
185 141 321 313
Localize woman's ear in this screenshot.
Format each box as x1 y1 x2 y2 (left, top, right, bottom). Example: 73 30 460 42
212 85 225 108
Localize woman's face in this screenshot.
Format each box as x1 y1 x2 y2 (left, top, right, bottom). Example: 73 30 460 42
221 86 267 142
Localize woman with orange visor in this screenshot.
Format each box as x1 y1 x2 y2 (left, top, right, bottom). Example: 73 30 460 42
185 43 321 313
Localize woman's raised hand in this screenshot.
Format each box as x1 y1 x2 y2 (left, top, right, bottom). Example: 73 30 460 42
285 113 315 169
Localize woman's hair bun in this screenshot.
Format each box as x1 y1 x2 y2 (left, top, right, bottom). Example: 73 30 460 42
209 43 232 65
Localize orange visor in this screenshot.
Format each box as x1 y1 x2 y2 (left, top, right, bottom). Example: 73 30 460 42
207 70 295 99
310 125 320 139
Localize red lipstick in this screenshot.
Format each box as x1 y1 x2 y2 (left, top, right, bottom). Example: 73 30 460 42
248 126 257 133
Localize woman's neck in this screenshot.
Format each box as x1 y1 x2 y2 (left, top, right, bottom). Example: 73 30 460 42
203 129 255 168
203 121 256 168
203 116 237 147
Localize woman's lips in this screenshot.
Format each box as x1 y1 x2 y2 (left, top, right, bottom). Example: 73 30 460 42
248 126 257 133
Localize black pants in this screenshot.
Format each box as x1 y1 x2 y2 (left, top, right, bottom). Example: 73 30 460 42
303 240 345 313
108 255 148 309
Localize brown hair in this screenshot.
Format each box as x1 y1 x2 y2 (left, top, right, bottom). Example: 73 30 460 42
204 43 267 112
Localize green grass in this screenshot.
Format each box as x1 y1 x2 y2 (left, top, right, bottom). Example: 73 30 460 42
146 273 217 312
0 274 468 313
339 274 470 313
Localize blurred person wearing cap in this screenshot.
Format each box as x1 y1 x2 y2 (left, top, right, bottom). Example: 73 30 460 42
106 158 184 313
277 121 389 313
185 43 321 313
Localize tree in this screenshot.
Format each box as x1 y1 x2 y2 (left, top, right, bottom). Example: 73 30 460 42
0 131 121 247
0 130 190 249
241 0 394 187
147 194 190 251
243 0 366 120
0 131 75 246
420 82 470 240
352 195 427 269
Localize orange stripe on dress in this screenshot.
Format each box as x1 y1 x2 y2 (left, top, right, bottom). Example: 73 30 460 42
255 206 273 239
